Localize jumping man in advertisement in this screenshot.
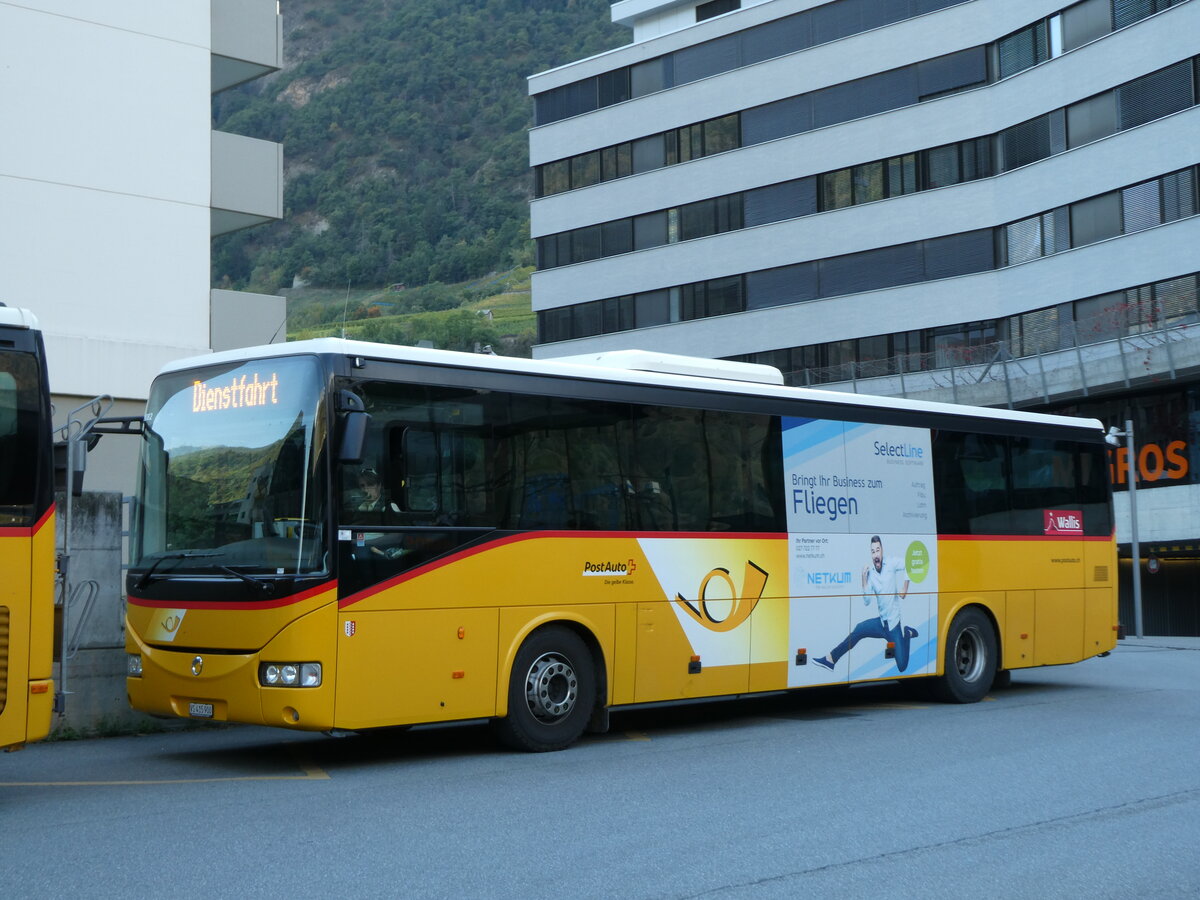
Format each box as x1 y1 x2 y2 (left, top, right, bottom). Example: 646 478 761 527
814 535 919 673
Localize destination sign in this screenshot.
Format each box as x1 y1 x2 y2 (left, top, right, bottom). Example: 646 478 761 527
191 372 280 412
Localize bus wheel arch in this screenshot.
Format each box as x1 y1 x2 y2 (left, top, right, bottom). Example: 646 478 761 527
932 604 999 703
493 622 602 752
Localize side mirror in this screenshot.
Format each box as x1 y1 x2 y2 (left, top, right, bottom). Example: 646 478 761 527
336 390 369 463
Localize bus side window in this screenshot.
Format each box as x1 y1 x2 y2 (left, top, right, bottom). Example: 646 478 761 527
705 410 782 532
0 366 38 513
1077 443 1113 536
934 431 1011 534
400 428 439 513
1011 437 1075 534
515 431 571 529
450 431 492 525
504 393 636 531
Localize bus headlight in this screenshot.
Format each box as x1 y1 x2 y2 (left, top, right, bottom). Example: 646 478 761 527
127 654 143 677
300 663 322 687
259 662 321 688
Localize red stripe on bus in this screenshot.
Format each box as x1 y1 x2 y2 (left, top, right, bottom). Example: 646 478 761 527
0 505 54 538
34 505 54 532
128 579 337 610
338 530 788 609
939 534 1114 542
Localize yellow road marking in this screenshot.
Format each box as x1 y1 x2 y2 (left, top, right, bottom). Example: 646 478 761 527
0 774 322 787
289 759 331 779
623 731 651 741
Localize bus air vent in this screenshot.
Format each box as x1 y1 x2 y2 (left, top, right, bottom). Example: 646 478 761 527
1093 566 1109 583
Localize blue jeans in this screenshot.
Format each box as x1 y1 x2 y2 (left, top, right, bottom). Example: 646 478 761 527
830 616 910 672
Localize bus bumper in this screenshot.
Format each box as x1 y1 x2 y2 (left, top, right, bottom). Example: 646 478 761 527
125 613 336 732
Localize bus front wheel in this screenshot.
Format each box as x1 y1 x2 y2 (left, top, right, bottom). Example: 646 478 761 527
932 607 997 703
493 626 596 752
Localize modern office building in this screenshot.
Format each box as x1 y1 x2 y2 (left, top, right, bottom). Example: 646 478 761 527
528 0 1200 634
0 0 284 492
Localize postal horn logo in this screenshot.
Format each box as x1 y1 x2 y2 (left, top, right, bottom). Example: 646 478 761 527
674 560 769 633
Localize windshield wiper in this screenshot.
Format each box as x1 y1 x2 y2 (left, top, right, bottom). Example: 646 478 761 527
134 550 222 590
218 565 276 597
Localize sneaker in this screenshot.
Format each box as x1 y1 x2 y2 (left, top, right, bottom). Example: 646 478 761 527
813 655 835 671
903 625 919 639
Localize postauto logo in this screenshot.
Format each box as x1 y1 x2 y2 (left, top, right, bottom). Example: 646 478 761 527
582 559 637 576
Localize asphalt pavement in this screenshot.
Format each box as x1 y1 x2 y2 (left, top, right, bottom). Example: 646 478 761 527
1 635 1197 899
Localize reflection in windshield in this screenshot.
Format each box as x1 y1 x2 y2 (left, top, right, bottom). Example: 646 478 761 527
131 356 328 577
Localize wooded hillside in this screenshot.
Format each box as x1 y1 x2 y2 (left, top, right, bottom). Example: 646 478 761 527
212 0 624 300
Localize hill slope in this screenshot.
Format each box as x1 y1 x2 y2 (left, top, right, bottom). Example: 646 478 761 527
212 0 624 301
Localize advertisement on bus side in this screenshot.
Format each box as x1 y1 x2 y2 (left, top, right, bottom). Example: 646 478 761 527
783 417 938 685
630 418 939 689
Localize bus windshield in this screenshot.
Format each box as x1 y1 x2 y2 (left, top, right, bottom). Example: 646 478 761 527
131 355 328 577
0 348 43 526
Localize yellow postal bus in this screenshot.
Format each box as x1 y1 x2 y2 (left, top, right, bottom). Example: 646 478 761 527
0 306 57 751
125 341 1116 751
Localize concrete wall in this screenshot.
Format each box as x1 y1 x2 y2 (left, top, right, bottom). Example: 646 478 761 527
50 491 160 737
211 289 287 351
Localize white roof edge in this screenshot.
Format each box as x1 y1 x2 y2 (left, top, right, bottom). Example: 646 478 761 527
0 306 40 330
157 338 1105 434
552 349 784 384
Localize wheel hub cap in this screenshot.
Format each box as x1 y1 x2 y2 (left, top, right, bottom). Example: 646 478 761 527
525 653 578 723
955 626 985 682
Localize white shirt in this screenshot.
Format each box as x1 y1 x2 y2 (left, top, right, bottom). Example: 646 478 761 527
865 556 908 631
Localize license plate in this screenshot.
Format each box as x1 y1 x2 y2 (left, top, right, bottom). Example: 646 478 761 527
188 702 214 718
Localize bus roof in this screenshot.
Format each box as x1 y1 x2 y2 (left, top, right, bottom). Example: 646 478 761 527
160 338 1105 436
0 305 39 330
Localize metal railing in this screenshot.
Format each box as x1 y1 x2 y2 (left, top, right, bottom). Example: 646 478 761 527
53 394 113 712
790 314 1200 407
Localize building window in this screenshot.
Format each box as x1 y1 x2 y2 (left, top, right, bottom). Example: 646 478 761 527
532 0 1179 127
539 166 1200 343
997 21 1049 79
1070 192 1123 247
696 0 739 23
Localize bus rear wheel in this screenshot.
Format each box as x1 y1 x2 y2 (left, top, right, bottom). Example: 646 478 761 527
493 626 596 752
932 607 997 703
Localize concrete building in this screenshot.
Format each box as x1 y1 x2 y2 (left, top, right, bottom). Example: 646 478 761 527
0 0 285 491
0 0 285 730
528 0 1200 634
